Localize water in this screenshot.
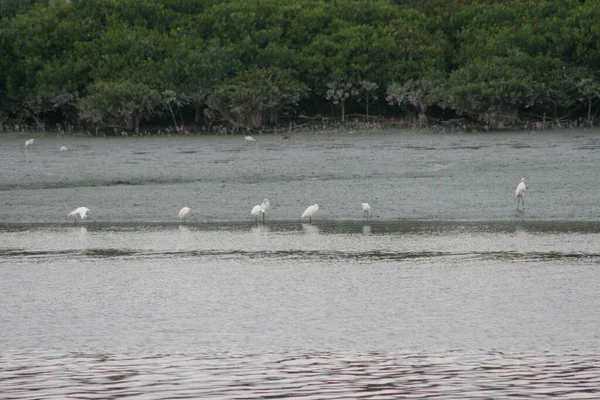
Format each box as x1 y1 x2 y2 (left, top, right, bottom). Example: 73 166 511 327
1 129 600 398
2 129 600 222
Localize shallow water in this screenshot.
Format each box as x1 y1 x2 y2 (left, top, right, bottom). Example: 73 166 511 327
1 129 600 222
1 130 600 398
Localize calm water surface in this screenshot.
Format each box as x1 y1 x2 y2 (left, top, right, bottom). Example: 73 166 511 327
1 129 599 222
1 129 600 398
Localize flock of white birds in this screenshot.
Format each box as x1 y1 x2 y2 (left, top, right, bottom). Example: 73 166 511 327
23 137 526 224
67 181 527 225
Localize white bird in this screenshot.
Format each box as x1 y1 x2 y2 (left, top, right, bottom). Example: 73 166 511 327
251 199 270 223
178 206 190 222
68 206 90 223
245 135 256 142
25 138 34 147
60 146 67 151
251 204 262 220
261 198 270 212
362 202 371 219
515 177 526 210
301 204 319 224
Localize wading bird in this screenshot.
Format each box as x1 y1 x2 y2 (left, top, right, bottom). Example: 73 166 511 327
178 207 190 223
362 203 371 219
68 207 90 223
25 139 34 147
515 177 526 210
251 199 270 223
261 199 270 212
245 135 255 142
301 204 319 224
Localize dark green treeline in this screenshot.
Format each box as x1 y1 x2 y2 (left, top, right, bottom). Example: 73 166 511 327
1 0 599 133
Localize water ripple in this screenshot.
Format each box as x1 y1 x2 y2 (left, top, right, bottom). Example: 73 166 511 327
1 248 599 263
0 351 599 399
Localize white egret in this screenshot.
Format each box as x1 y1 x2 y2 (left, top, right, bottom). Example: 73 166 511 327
25 138 34 147
245 135 256 142
362 202 371 219
261 198 270 212
60 146 67 151
515 177 526 210
251 199 270 223
251 205 262 221
178 206 190 222
68 206 90 223
301 204 319 224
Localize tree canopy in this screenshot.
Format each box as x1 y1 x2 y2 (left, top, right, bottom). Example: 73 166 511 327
1 0 599 132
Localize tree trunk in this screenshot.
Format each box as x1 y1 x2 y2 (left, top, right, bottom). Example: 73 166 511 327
24 106 44 130
418 102 427 127
194 105 203 125
252 111 261 129
169 107 179 131
131 112 140 132
269 108 278 125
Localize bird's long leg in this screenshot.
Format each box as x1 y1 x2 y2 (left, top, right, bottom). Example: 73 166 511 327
262 213 265 224
522 198 525 210
309 217 312 224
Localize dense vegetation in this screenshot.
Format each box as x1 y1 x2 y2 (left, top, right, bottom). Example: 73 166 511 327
1 0 599 133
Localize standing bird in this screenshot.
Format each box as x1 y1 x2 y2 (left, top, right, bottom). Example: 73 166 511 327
515 177 526 210
301 204 319 224
260 198 270 212
251 204 262 221
362 203 371 220
25 139 34 147
68 207 90 224
251 199 270 223
178 207 190 223
245 135 256 142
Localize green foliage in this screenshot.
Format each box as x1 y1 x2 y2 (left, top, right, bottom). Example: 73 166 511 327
325 81 357 122
0 0 40 19
1 0 599 130
207 67 307 129
387 76 440 122
433 55 535 123
357 81 379 120
77 80 158 131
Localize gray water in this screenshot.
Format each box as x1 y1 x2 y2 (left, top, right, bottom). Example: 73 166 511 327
2 129 600 222
1 129 600 398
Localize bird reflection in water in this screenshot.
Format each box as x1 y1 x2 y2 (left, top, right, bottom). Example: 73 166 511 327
178 225 191 234
251 224 270 235
362 225 371 235
302 223 319 235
